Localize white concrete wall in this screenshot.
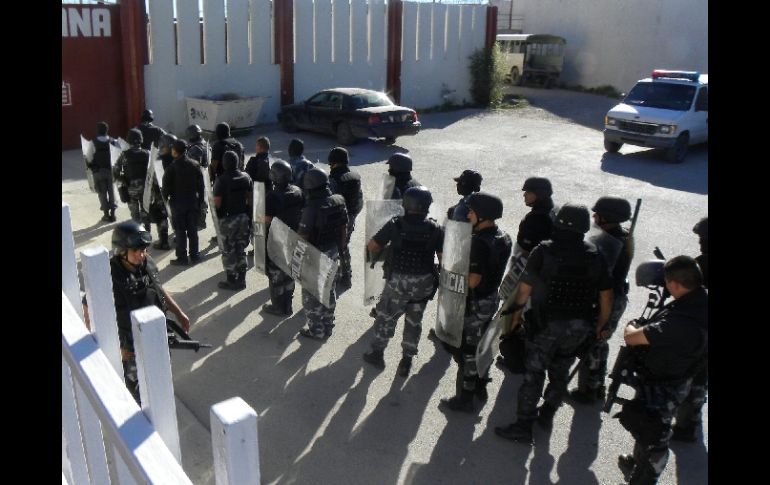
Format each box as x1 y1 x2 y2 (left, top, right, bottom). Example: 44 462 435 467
145 0 490 132
514 0 708 92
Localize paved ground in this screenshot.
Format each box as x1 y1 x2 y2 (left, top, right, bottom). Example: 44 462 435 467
63 86 708 485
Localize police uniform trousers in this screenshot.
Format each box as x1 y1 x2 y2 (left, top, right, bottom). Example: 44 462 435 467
577 294 629 391
302 247 339 337
674 359 708 429
338 213 357 282
171 198 200 260
127 179 146 225
370 271 435 357
219 213 250 277
458 293 500 392
267 256 295 311
628 379 693 483
517 317 592 421
93 167 117 213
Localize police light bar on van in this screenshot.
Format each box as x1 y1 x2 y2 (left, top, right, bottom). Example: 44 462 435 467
651 70 700 82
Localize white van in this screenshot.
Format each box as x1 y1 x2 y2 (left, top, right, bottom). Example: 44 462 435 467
603 70 708 163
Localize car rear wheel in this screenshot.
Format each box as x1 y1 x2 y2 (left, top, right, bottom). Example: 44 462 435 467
665 133 689 163
604 140 622 153
336 122 356 146
282 114 299 133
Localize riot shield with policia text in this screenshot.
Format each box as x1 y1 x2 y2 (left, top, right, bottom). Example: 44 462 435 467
142 144 158 211
252 181 267 274
266 218 339 308
363 199 404 305
434 219 472 348
80 135 96 192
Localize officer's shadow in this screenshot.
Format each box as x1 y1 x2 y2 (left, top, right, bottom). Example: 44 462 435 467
73 221 118 246
670 432 708 485
554 400 603 485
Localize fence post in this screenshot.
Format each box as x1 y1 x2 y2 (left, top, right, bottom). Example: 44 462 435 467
62 203 83 321
81 246 123 376
62 356 92 485
485 5 498 50
211 397 260 485
73 382 112 484
131 305 182 462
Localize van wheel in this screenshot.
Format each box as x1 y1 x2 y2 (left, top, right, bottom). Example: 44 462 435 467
511 67 521 85
604 140 622 153
665 133 689 163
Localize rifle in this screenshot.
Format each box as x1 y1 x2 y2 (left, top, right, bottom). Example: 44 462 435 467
603 248 668 413
166 319 212 352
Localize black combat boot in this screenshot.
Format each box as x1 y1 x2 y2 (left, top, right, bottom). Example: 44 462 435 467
569 385 605 404
628 461 657 485
494 419 534 444
101 210 111 222
218 273 242 290
153 231 171 250
283 294 293 315
263 296 290 316
475 376 491 403
108 208 116 222
617 454 636 478
439 389 475 414
397 355 412 377
235 271 247 290
671 423 697 442
536 402 558 429
363 349 385 370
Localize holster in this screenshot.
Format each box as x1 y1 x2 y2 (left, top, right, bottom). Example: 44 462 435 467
616 400 667 444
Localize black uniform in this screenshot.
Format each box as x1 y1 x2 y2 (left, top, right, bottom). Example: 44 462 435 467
245 152 273 191
91 136 117 214
517 197 555 253
329 165 364 284
115 146 150 225
213 163 253 282
136 122 165 151
211 137 245 180
390 174 421 200
162 156 205 262
264 183 304 312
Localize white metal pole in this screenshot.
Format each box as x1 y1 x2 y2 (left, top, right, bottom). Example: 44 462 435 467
211 397 260 485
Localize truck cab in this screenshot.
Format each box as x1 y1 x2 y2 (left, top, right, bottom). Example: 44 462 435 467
603 70 708 163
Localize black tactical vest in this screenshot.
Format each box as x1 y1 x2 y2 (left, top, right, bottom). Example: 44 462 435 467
138 123 164 151
92 138 111 170
188 141 209 167
330 168 364 216
124 148 150 182
275 184 304 230
220 171 252 217
539 240 602 320
473 228 513 297
390 217 441 275
110 257 165 347
309 194 348 248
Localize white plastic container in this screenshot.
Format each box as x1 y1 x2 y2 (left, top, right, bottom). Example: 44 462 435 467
186 96 267 133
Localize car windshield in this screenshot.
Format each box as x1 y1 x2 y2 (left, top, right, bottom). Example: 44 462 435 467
350 92 393 109
624 82 696 111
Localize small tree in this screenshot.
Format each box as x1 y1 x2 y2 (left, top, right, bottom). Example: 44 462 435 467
469 43 505 108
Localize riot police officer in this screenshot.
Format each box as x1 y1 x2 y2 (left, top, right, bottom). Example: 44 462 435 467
328 147 364 290
297 168 348 340
213 151 253 290
288 138 314 188
186 124 210 230
494 203 613 443
517 176 556 255
447 170 482 222
362 186 443 376
146 133 177 251
210 122 245 182
90 121 118 222
618 256 707 484
114 128 150 228
571 196 634 403
671 217 709 442
262 160 304 315
385 153 421 199
162 140 205 265
103 221 190 402
439 192 512 413
135 109 166 151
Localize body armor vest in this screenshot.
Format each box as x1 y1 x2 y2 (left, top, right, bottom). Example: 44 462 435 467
390 217 441 275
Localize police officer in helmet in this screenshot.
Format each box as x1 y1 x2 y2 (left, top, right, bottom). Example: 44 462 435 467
96 221 190 402
135 109 166 151
362 186 444 376
385 153 421 199
296 168 349 340
447 170 482 222
439 192 512 413
210 122 245 183
328 147 364 290
495 203 613 444
186 124 210 230
90 121 119 222
162 140 205 265
114 128 151 230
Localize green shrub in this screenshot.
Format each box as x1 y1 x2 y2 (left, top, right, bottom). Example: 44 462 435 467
469 44 506 108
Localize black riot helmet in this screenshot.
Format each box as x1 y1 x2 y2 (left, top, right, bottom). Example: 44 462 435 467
636 260 665 287
215 122 231 139
328 147 349 166
522 177 553 198
402 186 433 214
467 192 504 220
172 139 188 156
693 217 708 239
553 203 590 234
141 109 154 122
96 121 109 136
386 153 412 173
303 167 329 190
454 169 482 193
112 221 152 253
270 159 293 186
288 138 305 157
592 196 632 223
159 133 178 152
222 151 239 172
186 124 202 141
127 128 143 146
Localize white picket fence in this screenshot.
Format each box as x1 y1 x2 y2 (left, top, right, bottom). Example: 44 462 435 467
61 202 260 484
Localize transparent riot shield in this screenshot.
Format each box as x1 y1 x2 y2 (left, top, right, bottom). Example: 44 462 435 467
363 199 404 306
434 220 472 348
252 182 267 274
378 173 396 200
588 226 623 273
266 218 339 308
117 137 130 152
142 144 158 211
202 166 224 252
151 154 172 220
427 200 445 227
80 135 95 192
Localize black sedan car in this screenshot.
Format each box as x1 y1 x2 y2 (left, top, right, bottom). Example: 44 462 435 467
277 88 421 145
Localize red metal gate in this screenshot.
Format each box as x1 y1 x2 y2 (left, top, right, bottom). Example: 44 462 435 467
62 3 128 150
